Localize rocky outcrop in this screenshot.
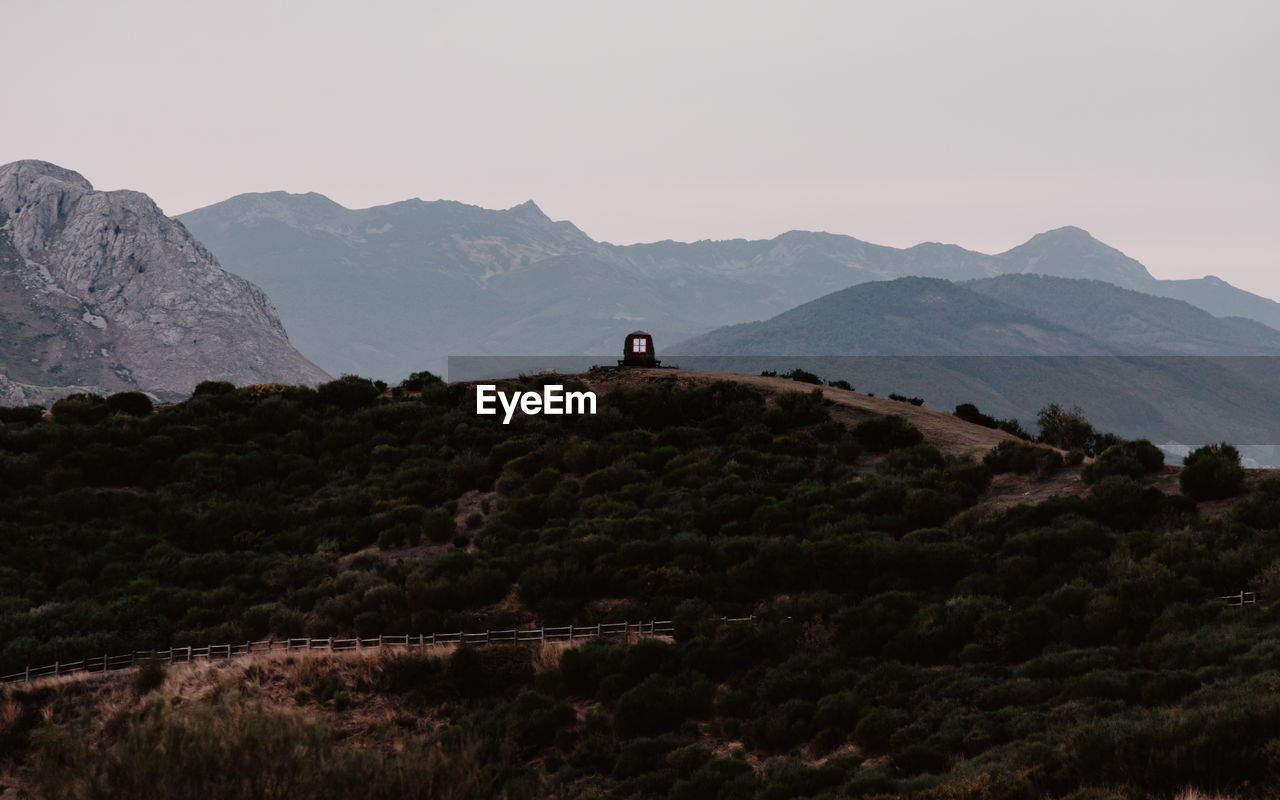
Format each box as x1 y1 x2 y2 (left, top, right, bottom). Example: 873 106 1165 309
0 160 330 400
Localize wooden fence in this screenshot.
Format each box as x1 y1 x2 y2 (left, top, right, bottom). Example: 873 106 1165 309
0 620 674 685
1218 590 1258 608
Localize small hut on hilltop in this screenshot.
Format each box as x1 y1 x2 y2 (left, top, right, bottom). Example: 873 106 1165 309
619 331 660 367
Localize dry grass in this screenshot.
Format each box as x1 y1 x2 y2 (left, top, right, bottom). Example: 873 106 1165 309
1172 790 1240 800
580 368 1020 459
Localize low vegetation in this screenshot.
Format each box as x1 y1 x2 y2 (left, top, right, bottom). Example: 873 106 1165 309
0 370 1273 798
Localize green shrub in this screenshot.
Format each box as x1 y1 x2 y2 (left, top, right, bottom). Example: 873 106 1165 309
423 510 456 543
1179 443 1245 501
853 707 910 754
613 672 713 736
192 380 235 396
51 393 108 425
1088 475 1165 530
851 416 923 452
781 368 823 385
983 440 1063 476
106 391 154 417
0 404 44 425
1037 403 1095 450
955 402 998 428
1082 440 1164 484
316 375 383 411
398 370 443 392
997 417 1033 440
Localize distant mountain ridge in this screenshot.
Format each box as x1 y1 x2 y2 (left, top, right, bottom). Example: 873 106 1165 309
965 275 1280 356
0 161 329 403
179 193 1280 380
668 275 1280 448
669 277 1116 357
672 274 1280 357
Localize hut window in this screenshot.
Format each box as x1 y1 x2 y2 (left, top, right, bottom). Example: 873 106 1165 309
632 338 647 353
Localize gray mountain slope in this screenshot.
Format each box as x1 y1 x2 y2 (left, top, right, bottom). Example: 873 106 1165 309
965 275 1280 355
180 191 1280 381
993 227 1156 289
668 277 1117 356
0 161 329 403
1149 276 1280 331
667 276 1280 447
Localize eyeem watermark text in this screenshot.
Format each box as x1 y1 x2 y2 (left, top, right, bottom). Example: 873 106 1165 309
475 384 597 424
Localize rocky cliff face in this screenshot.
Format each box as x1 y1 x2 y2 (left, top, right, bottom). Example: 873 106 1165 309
0 161 330 401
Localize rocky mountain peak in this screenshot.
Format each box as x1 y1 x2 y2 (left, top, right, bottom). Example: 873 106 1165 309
0 160 330 403
507 199 549 219
997 225 1155 290
3 159 92 192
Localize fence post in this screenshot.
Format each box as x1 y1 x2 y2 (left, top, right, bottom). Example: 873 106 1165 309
568 624 574 640
24 666 29 683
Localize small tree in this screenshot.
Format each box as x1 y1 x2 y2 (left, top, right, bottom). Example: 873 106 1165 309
1036 403 1095 451
954 402 997 429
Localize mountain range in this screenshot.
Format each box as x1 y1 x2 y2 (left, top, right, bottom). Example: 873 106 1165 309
667 276 1280 449
673 275 1280 357
5 158 1280 446
0 161 329 403
179 192 1280 380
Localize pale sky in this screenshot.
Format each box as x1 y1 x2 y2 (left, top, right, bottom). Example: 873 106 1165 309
5 1 1278 298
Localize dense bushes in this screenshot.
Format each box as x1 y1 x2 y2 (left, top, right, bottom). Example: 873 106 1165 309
1 372 1277 798
1180 443 1245 500
954 402 997 428
982 440 1062 476
850 415 923 452
107 391 154 417
1082 439 1165 483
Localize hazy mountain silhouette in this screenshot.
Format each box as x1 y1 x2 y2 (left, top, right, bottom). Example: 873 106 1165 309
180 194 1280 380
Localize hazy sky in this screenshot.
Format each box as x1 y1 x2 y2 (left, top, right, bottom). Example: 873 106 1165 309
6 1 1278 297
